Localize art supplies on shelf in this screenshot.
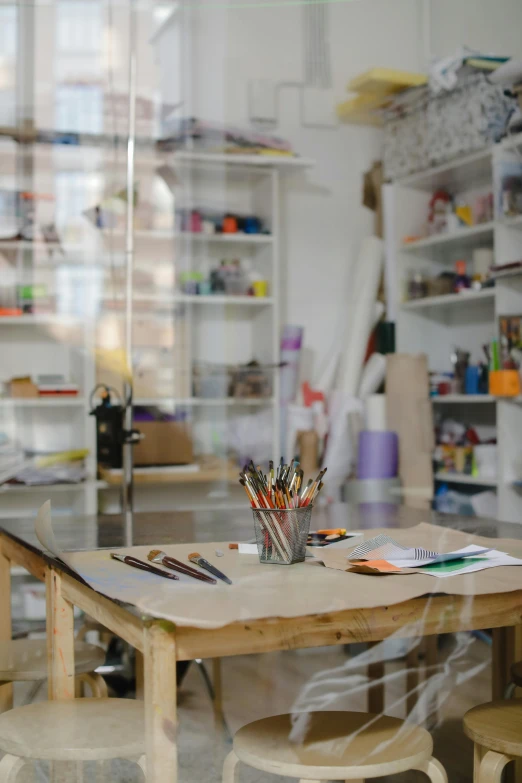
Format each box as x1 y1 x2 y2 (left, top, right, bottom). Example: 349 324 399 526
176 207 271 237
179 259 269 299
239 458 326 565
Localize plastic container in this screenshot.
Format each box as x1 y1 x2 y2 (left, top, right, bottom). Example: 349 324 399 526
474 444 497 481
357 431 399 480
193 364 231 398
489 370 521 397
252 506 312 565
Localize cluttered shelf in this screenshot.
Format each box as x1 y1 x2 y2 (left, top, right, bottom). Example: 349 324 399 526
134 396 275 407
171 150 316 171
0 397 85 408
103 294 274 308
0 480 107 494
400 221 495 253
0 314 81 327
176 231 273 244
394 147 493 192
401 288 495 311
431 394 495 403
434 472 498 487
98 458 238 486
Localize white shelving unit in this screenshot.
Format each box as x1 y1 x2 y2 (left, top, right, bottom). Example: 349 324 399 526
391 134 522 523
0 134 314 515
95 150 314 512
0 317 97 518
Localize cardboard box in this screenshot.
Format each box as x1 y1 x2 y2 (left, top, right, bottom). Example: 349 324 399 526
386 354 434 509
10 376 39 398
133 421 193 466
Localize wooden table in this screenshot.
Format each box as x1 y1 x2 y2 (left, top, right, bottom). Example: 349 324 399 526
1 505 521 782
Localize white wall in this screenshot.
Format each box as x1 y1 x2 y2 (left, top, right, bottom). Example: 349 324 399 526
181 0 422 380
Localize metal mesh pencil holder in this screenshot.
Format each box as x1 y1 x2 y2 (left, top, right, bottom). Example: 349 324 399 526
252 506 313 565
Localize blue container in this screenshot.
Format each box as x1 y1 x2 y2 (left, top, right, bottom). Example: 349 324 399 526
465 366 480 395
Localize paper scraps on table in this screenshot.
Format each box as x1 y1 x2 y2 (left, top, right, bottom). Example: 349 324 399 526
346 535 522 577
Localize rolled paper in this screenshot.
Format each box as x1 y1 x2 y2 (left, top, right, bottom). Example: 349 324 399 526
339 236 384 397
359 353 386 399
365 394 387 431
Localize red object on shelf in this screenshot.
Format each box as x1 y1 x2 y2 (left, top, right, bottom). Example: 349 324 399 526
222 215 238 233
302 382 325 408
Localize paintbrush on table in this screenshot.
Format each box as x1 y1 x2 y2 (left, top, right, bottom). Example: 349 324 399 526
111 553 179 580
147 549 217 584
188 552 232 585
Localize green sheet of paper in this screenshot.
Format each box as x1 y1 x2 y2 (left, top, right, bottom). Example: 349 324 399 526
418 557 488 575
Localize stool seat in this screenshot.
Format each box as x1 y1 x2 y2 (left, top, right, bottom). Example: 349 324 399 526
0 699 144 762
233 711 434 780
0 640 105 682
464 699 522 758
511 661 522 688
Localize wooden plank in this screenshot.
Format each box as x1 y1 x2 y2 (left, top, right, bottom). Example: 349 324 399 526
98 457 237 486
60 570 144 652
144 621 178 783
46 567 75 700
0 534 46 581
0 547 13 712
175 591 522 661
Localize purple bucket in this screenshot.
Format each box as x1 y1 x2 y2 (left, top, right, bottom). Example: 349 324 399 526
357 430 399 480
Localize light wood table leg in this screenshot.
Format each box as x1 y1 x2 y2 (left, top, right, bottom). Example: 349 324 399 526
492 626 522 783
46 566 77 783
135 650 144 700
212 658 224 730
144 621 178 783
406 641 421 715
492 627 509 700
0 547 13 713
492 626 522 699
367 642 385 714
46 567 76 700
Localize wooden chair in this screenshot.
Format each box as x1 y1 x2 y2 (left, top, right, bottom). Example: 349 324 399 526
464 699 522 782
0 639 107 713
223 711 447 783
0 698 145 781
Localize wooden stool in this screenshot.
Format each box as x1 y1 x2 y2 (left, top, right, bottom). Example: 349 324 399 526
0 639 107 711
464 699 522 782
0 698 145 781
505 662 522 698
223 711 447 782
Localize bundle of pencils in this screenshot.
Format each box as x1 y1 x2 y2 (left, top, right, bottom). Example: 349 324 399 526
239 458 326 510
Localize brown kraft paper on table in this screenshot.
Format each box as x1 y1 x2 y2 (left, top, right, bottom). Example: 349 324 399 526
35 503 522 630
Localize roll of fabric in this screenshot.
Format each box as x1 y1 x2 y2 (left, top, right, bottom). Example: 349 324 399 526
357 430 399 479
359 354 386 399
